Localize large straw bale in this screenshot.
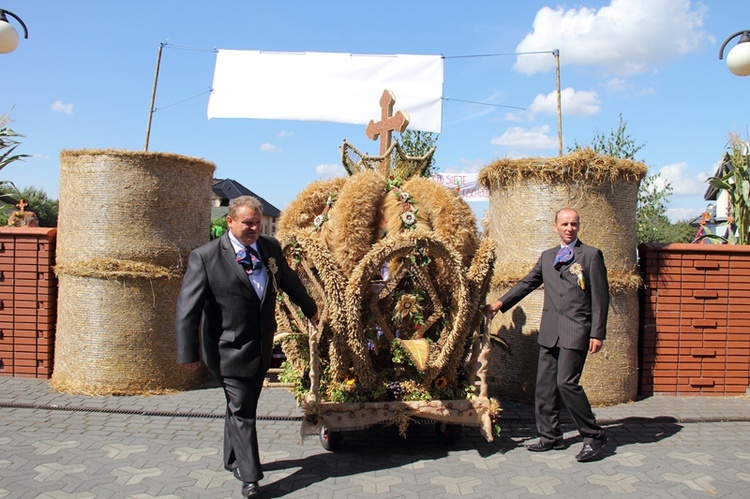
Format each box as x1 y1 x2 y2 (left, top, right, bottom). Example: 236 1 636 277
57 149 215 268
52 149 215 395
51 274 208 395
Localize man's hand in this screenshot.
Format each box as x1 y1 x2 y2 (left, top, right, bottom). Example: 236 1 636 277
589 338 603 354
180 362 202 371
483 301 502 317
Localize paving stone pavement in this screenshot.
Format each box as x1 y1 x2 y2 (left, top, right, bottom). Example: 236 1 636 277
1 377 749 498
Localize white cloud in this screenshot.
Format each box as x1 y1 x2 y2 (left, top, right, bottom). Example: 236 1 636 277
657 161 707 196
491 125 557 150
529 87 601 116
602 77 656 96
260 142 281 153
439 158 487 174
316 163 347 178
514 0 710 76
51 101 73 114
667 206 703 223
277 130 294 138
32 153 50 160
503 111 526 122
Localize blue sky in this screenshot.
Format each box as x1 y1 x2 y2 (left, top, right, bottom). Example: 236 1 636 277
2 0 750 224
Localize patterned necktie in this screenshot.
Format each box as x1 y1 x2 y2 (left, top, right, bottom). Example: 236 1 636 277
237 245 262 274
553 246 574 268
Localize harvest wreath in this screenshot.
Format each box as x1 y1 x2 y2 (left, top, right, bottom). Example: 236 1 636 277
271 94 500 443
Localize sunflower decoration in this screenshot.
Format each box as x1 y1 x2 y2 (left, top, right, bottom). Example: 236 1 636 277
433 376 448 390
394 293 421 319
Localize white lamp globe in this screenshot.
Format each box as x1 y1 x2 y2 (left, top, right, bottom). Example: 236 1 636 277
0 21 19 54
726 41 750 77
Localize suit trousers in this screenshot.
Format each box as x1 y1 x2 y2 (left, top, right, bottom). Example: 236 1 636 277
535 344 604 444
221 375 265 482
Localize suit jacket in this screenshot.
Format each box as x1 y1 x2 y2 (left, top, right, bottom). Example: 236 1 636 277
499 239 609 351
175 233 317 378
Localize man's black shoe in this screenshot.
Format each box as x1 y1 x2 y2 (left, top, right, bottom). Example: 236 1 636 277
576 435 607 462
526 437 565 452
241 481 261 498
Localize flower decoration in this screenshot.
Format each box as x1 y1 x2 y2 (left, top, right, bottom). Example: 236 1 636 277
390 186 419 230
395 293 421 318
401 211 416 227
569 263 585 290
312 191 338 231
344 375 358 387
434 376 448 389
313 214 327 230
267 257 279 293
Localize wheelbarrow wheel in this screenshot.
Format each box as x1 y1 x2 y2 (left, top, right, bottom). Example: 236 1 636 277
435 422 463 445
320 426 342 451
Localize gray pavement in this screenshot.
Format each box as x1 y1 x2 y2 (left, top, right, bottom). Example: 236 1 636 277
1 377 749 498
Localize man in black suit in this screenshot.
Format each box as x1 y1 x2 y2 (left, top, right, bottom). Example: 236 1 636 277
176 196 318 497
485 207 609 462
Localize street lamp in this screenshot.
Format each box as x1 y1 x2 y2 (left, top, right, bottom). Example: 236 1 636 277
0 9 28 54
719 30 750 77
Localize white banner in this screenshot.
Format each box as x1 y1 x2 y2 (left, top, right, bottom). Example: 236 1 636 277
207 50 444 133
431 172 490 202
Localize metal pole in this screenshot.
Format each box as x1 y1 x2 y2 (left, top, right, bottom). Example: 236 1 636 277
554 49 562 157
145 42 164 151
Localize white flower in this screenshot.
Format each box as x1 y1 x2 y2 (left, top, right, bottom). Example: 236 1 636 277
400 191 411 202
313 214 326 229
401 211 416 227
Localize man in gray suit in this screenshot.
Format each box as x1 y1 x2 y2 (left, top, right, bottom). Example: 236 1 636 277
485 207 609 462
176 196 318 497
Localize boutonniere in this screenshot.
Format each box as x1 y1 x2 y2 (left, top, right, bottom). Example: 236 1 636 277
569 263 585 290
267 257 279 293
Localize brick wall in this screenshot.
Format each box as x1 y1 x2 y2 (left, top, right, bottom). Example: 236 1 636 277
0 228 57 378
639 243 750 395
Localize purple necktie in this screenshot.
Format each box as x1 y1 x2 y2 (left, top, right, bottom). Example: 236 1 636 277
553 246 574 268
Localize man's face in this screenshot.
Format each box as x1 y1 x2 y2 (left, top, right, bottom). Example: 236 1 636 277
553 209 580 245
227 207 262 246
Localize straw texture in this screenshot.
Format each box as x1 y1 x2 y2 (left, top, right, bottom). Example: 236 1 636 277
52 149 215 395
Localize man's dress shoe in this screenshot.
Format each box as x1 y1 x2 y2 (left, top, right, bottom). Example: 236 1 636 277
576 435 607 462
526 437 565 452
241 481 261 498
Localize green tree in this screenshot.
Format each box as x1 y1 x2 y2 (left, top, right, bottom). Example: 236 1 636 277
0 185 58 227
396 129 439 177
662 219 699 243
570 114 674 245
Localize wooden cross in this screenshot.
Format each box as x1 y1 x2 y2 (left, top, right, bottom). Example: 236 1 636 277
365 89 410 175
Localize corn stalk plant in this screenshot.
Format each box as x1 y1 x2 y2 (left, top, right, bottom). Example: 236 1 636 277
0 114 30 173
699 131 750 245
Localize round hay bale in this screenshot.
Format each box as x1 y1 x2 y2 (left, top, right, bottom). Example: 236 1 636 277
581 288 639 406
51 273 208 395
480 149 646 406
53 149 215 395
57 149 216 268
